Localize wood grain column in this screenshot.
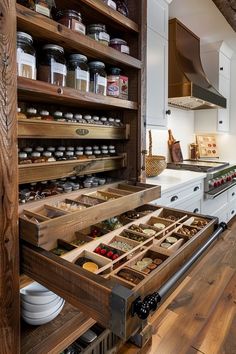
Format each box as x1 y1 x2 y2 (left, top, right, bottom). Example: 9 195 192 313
0 1 19 353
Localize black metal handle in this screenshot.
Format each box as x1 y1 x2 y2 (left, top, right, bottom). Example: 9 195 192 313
131 293 161 320
232 192 235 197
193 208 199 213
194 186 200 192
165 109 171 115
220 67 224 71
170 195 178 202
219 120 223 124
231 210 235 215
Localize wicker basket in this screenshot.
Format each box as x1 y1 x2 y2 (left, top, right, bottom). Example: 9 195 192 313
146 130 167 177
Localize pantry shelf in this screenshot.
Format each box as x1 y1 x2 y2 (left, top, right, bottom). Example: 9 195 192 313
19 154 127 184
21 303 95 354
18 119 130 140
16 4 141 69
18 77 138 110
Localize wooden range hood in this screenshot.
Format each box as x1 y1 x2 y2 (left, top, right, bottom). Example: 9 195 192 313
168 18 227 110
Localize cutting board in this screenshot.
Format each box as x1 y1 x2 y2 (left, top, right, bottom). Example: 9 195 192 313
168 130 183 162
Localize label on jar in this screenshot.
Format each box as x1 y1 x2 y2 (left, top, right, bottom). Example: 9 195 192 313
119 75 128 99
107 79 119 97
98 32 110 42
76 68 89 82
121 45 130 54
51 62 67 76
17 49 36 80
74 22 86 35
97 75 107 88
35 4 50 17
107 0 117 10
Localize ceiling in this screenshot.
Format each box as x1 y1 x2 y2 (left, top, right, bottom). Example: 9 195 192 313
169 0 236 56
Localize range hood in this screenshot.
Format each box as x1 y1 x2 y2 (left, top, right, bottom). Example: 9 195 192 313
168 18 227 110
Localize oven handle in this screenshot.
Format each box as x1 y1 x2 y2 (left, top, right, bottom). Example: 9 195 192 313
205 181 236 200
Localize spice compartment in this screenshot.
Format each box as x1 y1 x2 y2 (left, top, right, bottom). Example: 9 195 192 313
154 207 188 222
73 250 112 275
111 267 146 288
183 216 210 229
50 239 78 256
108 235 141 253
120 228 154 243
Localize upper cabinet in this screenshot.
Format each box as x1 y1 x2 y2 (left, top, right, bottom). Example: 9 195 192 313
146 0 169 127
195 41 233 133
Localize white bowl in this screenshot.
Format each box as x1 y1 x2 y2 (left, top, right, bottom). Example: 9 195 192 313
20 282 58 305
21 295 61 313
22 300 65 326
21 297 64 319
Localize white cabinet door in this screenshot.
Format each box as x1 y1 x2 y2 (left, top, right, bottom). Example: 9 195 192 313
217 74 230 132
146 28 168 127
219 51 231 80
147 0 168 39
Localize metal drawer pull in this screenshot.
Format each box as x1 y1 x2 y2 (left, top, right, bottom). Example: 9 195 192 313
231 210 235 215
193 208 199 213
170 195 178 202
131 222 227 320
232 192 235 197
194 186 200 192
220 67 224 71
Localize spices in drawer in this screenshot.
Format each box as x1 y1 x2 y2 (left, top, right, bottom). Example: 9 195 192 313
77 195 104 206
109 240 134 252
53 201 87 212
177 227 198 236
117 268 144 285
94 245 121 260
122 230 147 243
160 242 172 249
191 218 208 228
153 222 166 230
124 210 141 220
51 247 69 256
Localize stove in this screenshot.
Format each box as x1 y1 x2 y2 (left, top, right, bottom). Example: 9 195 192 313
168 160 236 199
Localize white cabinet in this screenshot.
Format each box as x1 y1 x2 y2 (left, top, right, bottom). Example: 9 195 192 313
229 58 236 133
195 42 233 133
146 0 169 128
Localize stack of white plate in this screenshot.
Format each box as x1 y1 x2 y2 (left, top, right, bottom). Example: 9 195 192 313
20 282 65 325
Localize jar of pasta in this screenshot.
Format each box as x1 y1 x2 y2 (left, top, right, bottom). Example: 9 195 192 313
67 54 89 92
87 24 110 45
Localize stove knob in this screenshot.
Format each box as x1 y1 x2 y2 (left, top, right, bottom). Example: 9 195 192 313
214 181 218 188
221 178 224 184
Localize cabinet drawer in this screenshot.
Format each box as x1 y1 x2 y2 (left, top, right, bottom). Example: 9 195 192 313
158 181 203 206
228 185 236 202
219 52 230 79
19 181 161 249
202 191 228 215
176 199 201 214
212 205 228 223
21 206 216 341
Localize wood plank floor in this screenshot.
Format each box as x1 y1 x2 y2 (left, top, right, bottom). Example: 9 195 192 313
119 219 236 354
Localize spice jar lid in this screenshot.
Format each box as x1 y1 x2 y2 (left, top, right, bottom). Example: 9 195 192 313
54 111 63 117
92 116 99 121
69 54 88 63
75 151 84 156
43 151 52 157
19 152 27 158
76 146 84 151
108 118 115 122
85 151 93 155
17 31 33 43
74 114 83 120
58 146 66 151
84 115 92 120
93 145 99 150
27 108 37 114
65 151 74 156
40 110 49 116
67 146 75 151
31 152 41 157
109 145 115 149
87 24 106 31
109 38 127 45
100 117 107 122
56 9 82 20
55 151 64 157
94 150 101 155
42 44 64 53
17 107 21 113
23 147 33 153
35 146 44 152
47 147 56 152
115 118 121 122
101 145 108 149
110 67 122 75
88 61 105 69
65 113 73 119
85 146 92 150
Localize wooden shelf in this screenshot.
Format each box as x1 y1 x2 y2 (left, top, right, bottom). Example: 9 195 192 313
21 303 95 354
79 0 139 33
18 119 130 140
16 4 141 69
18 77 138 110
19 154 127 184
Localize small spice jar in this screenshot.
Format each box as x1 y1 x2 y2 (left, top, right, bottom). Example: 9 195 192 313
109 38 130 54
47 146 56 153
115 118 122 126
107 67 121 97
100 116 108 125
108 117 115 125
55 151 66 161
26 108 42 120
75 151 86 160
17 32 36 80
43 151 56 162
84 115 92 123
101 149 110 157
85 150 95 159
38 44 67 86
31 152 45 163
94 150 102 158
65 151 76 160
56 10 86 34
40 110 54 121
17 107 27 120
64 113 74 122
53 111 66 122
115 0 129 17
57 146 66 152
23 147 33 155
103 0 116 10
67 54 90 92
87 24 110 46
67 146 75 152
88 61 107 96
18 152 32 164
35 146 44 153
74 114 84 123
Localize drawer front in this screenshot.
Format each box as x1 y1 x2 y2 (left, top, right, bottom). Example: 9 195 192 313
228 199 236 221
176 199 201 214
202 191 228 215
228 185 236 203
213 205 228 223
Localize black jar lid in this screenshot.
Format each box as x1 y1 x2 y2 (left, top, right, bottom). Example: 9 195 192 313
88 61 105 69
68 54 88 63
42 44 64 53
56 9 82 20
17 31 33 44
109 67 122 75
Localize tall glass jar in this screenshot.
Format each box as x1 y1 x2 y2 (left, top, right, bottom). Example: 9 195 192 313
67 54 89 92
17 0 56 17
17 32 36 80
56 10 86 35
115 0 129 17
38 44 67 86
88 61 107 96
103 0 116 10
87 24 110 46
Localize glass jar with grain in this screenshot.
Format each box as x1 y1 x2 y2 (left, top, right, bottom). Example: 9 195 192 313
67 54 89 92
56 10 86 35
88 61 107 96
17 32 36 80
87 24 110 46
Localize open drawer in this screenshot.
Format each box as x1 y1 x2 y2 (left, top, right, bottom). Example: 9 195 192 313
21 205 217 340
19 181 161 249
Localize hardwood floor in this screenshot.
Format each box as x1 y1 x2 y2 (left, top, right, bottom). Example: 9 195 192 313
119 218 236 354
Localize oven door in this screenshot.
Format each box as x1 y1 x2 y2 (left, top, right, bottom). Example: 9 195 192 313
205 180 236 199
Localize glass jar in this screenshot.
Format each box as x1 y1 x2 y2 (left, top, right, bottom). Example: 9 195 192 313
31 152 45 163
17 107 27 120
26 108 42 120
38 44 67 86
18 0 55 17
18 152 32 164
101 149 110 157
109 38 130 54
40 110 54 121
88 61 107 96
23 147 33 154
47 146 56 153
103 0 116 10
57 146 66 152
67 146 75 152
100 117 107 124
56 10 86 34
107 67 121 97
74 114 84 123
84 115 92 123
94 150 102 158
115 118 122 126
85 151 95 159
17 32 36 80
43 151 56 162
75 151 87 160
108 117 115 125
55 151 66 161
53 111 66 122
65 151 76 160
67 54 89 92
64 113 74 122
115 0 129 17
87 24 110 46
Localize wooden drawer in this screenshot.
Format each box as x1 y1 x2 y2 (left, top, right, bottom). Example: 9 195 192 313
21 205 217 341
19 181 161 249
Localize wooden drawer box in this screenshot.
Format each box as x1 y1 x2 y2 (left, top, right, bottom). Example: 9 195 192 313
19 181 161 249
21 204 217 341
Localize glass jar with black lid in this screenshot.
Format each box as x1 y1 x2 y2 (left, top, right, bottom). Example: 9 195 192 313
88 61 107 96
87 24 110 46
17 31 36 80
38 44 67 86
56 10 86 35
67 54 89 92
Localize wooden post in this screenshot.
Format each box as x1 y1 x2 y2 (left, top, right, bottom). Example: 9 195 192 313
0 1 19 353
